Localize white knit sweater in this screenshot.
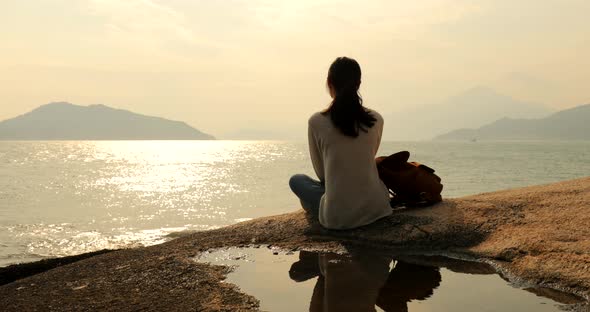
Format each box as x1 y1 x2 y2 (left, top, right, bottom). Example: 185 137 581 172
308 108 392 229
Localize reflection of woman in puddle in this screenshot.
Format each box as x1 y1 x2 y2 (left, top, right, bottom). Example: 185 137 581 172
289 251 441 312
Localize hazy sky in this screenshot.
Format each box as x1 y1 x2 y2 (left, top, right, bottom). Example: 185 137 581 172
1 0 589 138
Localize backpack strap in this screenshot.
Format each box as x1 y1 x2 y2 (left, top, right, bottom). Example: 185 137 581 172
378 151 410 169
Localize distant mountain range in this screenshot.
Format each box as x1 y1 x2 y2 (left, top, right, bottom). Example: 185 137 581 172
0 102 214 140
383 86 552 140
435 104 590 141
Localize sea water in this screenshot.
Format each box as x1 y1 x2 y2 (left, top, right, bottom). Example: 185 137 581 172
1 140 589 266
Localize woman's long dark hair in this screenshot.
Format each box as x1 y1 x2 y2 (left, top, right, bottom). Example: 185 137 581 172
324 57 376 137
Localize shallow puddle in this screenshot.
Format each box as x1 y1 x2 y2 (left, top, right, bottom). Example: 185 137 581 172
198 247 583 312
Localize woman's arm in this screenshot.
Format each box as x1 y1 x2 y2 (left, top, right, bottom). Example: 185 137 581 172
308 121 325 182
374 114 384 156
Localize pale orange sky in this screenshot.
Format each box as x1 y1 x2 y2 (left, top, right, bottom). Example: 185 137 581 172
1 0 589 138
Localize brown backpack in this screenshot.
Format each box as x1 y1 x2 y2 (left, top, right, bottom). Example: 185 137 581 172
376 151 443 207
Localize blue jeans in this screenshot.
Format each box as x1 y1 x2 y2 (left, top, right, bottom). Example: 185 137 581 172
289 174 325 215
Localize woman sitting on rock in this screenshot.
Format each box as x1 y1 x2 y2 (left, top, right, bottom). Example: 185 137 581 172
289 56 392 230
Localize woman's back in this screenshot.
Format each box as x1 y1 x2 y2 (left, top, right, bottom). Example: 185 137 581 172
289 56 391 230
308 108 391 229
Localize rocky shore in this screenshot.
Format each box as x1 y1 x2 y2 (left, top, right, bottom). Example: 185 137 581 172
1 177 589 311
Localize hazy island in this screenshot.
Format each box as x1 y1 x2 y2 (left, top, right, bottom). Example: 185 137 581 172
0 102 214 140
435 103 590 141
384 86 552 141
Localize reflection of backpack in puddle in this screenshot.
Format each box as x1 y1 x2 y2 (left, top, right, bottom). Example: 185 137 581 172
376 151 443 208
376 262 442 312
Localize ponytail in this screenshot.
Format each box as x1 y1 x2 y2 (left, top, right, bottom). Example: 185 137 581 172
324 57 376 137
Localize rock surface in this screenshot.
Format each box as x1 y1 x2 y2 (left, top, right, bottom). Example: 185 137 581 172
1 177 589 311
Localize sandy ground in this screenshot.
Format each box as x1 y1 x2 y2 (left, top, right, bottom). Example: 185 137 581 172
0 177 589 311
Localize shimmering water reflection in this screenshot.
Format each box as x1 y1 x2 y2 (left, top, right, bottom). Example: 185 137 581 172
1 140 589 266
0 141 308 265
